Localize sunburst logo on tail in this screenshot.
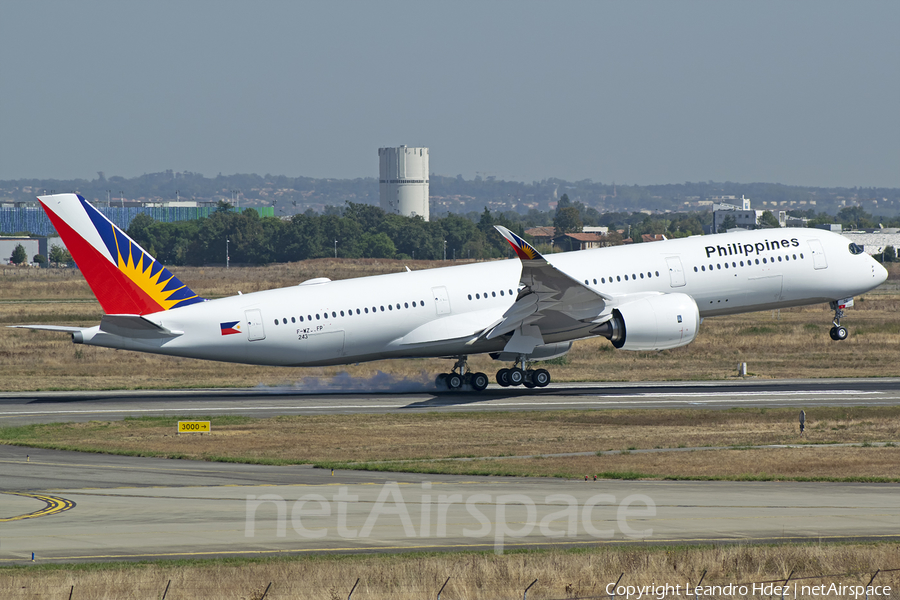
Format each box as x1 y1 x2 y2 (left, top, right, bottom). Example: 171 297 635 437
77 196 204 312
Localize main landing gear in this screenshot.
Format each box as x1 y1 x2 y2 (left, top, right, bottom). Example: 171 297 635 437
495 355 550 389
435 356 489 392
829 300 849 341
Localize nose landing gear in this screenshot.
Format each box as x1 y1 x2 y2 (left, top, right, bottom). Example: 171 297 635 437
829 299 850 341
495 355 551 388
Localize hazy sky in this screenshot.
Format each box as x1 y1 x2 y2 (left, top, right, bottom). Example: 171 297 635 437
2 1 897 187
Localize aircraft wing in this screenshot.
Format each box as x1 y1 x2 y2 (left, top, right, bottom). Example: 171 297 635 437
488 226 614 343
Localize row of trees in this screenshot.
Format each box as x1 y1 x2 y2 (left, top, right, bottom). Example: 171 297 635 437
6 244 72 266
126 202 529 266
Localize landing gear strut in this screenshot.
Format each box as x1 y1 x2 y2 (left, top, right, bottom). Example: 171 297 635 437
495 355 550 389
829 300 849 341
436 356 489 391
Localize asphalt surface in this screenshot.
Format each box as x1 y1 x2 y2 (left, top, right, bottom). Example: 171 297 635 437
2 377 900 426
0 379 898 563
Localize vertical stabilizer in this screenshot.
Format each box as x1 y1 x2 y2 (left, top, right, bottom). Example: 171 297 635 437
38 193 204 315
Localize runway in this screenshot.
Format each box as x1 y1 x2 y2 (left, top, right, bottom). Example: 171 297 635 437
2 377 900 426
1 379 898 563
1 445 898 563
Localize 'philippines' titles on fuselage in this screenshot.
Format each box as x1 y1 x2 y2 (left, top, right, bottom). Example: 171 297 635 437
705 236 800 259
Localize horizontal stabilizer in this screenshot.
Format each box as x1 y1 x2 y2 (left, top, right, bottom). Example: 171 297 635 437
99 314 183 338
7 325 87 334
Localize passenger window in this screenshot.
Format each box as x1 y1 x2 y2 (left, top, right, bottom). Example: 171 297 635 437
800 253 804 259
740 261 744 266
274 319 278 325
282 318 287 324
340 311 344 317
617 276 621 281
492 291 496 297
717 264 721 269
316 314 320 320
365 308 369 313
332 311 336 318
792 254 797 260
389 305 393 310
624 275 628 281
468 294 472 300
755 259 760 264
640 273 644 279
300 316 304 322
778 256 782 262
412 301 417 307
356 309 360 314
476 293 480 299
701 266 706 271
632 274 636 279
601 277 606 283
655 271 659 277
694 267 698 272
762 258 767 264
404 302 409 308
291 317 296 323
380 306 384 311
500 290 504 296
593 279 597 284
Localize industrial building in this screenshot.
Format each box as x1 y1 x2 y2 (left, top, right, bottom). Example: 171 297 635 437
711 195 785 232
378 146 429 220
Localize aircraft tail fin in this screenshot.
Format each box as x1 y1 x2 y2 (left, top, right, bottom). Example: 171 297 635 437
38 193 205 315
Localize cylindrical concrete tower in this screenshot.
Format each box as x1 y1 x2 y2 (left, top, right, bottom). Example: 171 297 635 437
378 146 429 221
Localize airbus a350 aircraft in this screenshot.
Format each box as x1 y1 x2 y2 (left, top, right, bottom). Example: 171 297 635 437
12 193 888 392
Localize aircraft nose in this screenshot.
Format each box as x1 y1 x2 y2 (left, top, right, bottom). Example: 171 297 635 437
875 259 889 285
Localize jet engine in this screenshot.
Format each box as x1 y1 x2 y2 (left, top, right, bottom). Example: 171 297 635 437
593 293 700 351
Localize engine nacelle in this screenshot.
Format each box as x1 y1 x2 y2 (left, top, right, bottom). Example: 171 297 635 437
594 293 700 351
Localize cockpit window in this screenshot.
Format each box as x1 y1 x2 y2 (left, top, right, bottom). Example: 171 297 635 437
848 243 865 255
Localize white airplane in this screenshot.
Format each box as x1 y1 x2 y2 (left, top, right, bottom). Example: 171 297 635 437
12 193 888 392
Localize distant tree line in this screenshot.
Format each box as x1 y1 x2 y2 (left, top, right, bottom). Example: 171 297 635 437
126 202 530 265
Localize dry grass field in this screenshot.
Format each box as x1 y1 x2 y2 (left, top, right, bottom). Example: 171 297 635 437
2 407 898 480
2 260 900 391
2 544 899 600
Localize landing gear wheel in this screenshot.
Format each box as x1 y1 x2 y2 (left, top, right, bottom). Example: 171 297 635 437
496 368 511 387
832 326 848 341
435 373 448 389
523 375 536 389
471 372 489 391
508 368 525 386
532 368 551 387
446 373 464 390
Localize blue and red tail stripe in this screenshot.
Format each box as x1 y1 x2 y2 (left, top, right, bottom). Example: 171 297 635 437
39 194 204 315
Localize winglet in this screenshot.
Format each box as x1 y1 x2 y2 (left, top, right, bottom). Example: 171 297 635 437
495 225 544 262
